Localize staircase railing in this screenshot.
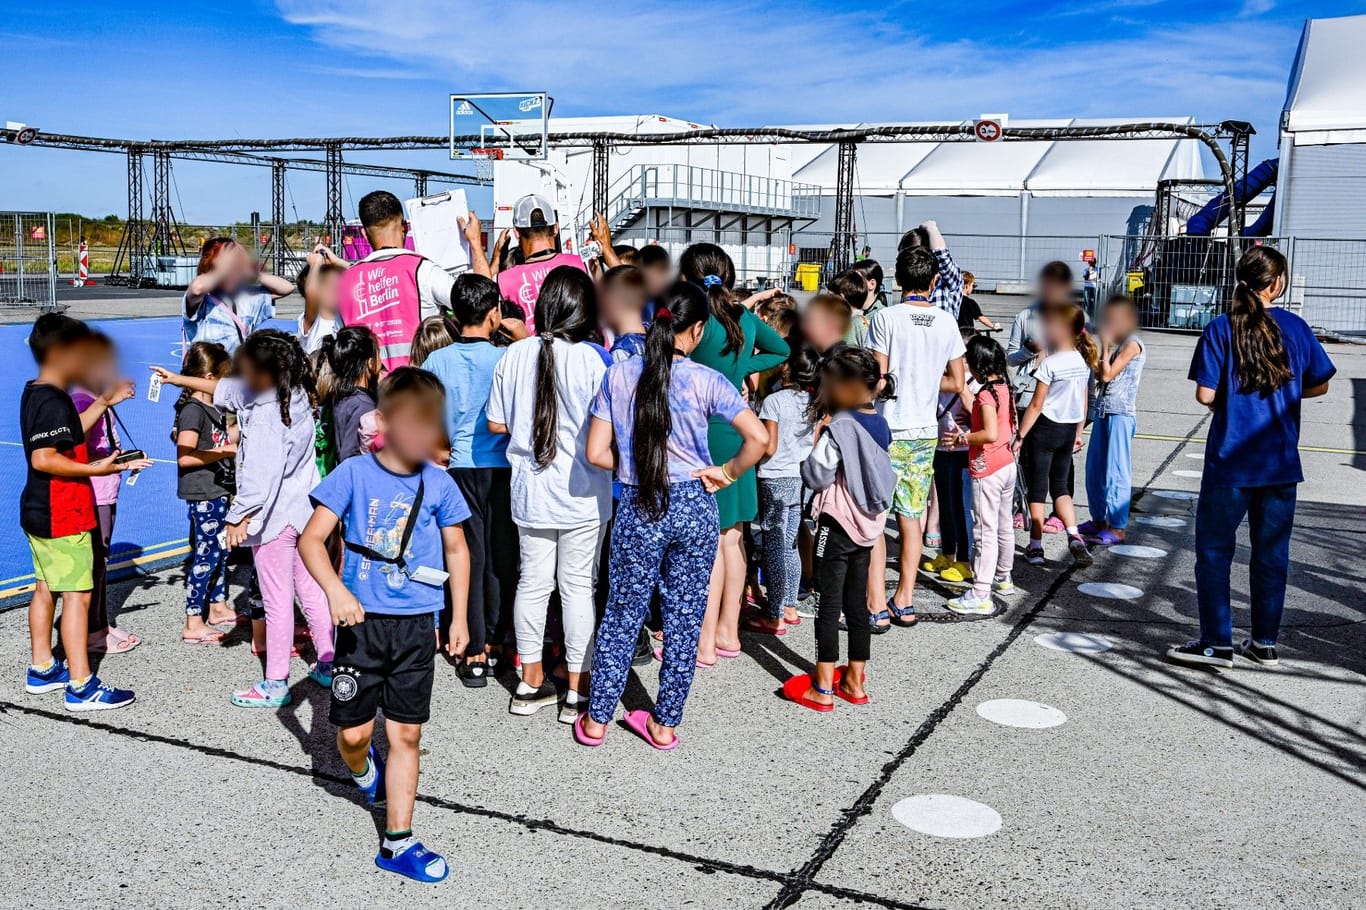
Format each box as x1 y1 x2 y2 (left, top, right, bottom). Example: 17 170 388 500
605 164 821 228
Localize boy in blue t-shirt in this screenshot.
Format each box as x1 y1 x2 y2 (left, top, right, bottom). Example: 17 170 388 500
300 367 472 883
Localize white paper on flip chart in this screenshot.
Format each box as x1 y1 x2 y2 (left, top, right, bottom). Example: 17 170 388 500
405 189 471 273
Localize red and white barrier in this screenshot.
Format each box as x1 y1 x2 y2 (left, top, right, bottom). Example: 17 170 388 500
71 241 89 287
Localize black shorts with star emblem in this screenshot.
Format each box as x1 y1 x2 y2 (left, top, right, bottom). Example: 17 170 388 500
329 612 438 727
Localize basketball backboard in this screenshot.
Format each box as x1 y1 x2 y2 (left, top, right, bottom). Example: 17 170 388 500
450 92 551 162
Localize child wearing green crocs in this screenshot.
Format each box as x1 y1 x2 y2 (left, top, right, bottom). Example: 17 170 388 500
300 367 472 883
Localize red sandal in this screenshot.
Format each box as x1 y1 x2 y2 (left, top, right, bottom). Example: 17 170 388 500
781 674 835 712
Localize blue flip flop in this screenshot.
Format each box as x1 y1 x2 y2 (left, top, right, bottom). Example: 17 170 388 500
375 842 449 883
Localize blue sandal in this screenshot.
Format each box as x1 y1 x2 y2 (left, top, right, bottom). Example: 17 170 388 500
376 842 449 883
868 608 892 635
886 598 918 627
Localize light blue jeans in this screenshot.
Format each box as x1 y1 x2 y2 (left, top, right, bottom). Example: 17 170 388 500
1086 413 1135 529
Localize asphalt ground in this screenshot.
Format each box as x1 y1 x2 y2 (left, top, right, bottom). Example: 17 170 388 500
0 297 1362 909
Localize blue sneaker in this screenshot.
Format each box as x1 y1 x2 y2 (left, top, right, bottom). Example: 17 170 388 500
308 662 333 687
64 675 136 712
355 745 386 806
375 842 448 883
25 659 69 694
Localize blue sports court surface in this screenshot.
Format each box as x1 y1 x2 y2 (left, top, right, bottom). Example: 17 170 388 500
0 314 297 603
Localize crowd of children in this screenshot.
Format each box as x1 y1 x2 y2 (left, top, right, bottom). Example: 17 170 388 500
18 191 1334 881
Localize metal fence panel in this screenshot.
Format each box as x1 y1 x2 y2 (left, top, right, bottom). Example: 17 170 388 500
605 223 1366 336
0 212 58 312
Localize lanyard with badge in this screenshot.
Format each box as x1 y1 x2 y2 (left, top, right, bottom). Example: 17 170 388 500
342 474 450 587
106 407 148 486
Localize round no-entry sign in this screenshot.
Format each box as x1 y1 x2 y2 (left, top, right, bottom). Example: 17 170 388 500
973 119 1003 142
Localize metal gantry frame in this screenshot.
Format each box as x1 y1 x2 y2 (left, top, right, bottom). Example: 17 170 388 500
2 121 1245 283
108 148 146 286
831 140 858 272
260 159 293 278
591 138 610 224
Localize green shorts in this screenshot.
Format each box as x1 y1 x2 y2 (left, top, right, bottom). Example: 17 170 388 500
27 532 94 592
889 438 937 519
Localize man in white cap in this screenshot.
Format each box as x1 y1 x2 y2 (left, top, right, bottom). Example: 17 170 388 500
496 194 588 333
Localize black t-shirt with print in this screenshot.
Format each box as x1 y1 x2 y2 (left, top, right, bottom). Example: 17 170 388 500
174 398 235 501
20 381 97 538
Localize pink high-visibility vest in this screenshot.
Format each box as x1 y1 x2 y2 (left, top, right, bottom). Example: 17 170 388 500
338 251 426 371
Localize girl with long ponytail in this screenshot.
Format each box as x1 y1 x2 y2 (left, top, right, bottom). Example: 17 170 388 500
1167 244 1335 671
679 243 790 664
1016 302 1097 571
577 281 769 750
486 266 612 721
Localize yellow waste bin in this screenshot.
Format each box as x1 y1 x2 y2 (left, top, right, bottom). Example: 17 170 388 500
794 262 821 292
1126 270 1144 294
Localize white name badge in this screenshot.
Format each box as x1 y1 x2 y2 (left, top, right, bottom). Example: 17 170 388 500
407 565 450 587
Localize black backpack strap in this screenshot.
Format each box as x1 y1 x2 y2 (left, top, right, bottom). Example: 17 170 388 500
343 474 425 572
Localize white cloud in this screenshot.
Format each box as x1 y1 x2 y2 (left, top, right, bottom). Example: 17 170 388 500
276 0 1297 137
1240 0 1276 16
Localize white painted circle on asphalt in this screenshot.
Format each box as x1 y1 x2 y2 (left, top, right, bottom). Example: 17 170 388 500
1110 544 1168 559
976 699 1068 729
1034 631 1113 653
1135 515 1187 528
891 795 1003 838
1185 452 1204 460
1173 469 1203 479
1151 490 1198 501
1078 582 1145 600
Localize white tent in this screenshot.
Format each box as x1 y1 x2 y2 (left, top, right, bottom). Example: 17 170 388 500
1274 13 1366 334
783 117 1202 286
1276 13 1366 238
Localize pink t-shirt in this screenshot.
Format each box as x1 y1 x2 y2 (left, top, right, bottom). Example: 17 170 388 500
70 388 121 505
969 383 1015 479
497 253 587 333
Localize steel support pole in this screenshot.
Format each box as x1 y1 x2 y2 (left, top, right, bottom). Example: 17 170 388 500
325 142 344 253
151 148 173 257
831 139 857 273
591 138 609 218
414 172 429 198
115 148 146 285
271 159 288 276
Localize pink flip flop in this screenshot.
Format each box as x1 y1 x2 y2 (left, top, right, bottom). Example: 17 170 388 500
573 713 605 747
715 646 741 659
653 646 711 669
182 630 225 646
622 709 678 751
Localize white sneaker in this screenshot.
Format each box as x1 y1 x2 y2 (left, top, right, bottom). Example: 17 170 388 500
991 577 1016 596
946 593 997 617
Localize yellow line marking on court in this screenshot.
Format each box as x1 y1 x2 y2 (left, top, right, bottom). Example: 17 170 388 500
1129 433 1363 456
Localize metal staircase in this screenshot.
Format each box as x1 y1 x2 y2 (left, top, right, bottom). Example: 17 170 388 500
605 164 821 232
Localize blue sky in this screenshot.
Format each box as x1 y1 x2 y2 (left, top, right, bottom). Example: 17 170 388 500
2 0 1361 223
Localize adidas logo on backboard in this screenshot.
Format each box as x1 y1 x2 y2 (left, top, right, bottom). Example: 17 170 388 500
455 101 474 116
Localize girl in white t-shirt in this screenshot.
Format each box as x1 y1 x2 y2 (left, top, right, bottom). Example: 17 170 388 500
1015 304 1097 569
487 267 613 724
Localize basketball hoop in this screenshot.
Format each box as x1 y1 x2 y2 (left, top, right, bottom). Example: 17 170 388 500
471 147 503 181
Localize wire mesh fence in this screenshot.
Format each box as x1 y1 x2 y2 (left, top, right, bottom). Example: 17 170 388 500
1095 234 1366 337
608 224 1366 335
0 212 58 312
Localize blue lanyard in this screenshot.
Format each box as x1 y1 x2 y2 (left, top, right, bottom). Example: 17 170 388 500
901 294 930 303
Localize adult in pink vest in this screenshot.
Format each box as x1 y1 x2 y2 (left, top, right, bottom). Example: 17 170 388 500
339 191 482 371
496 194 588 334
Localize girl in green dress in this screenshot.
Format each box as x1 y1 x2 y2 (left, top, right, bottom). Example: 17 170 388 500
681 244 790 665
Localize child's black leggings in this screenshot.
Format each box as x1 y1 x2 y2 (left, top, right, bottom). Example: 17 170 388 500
814 515 872 665
1023 415 1079 504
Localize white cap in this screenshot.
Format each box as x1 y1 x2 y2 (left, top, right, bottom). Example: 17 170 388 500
512 194 558 229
